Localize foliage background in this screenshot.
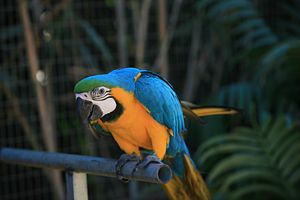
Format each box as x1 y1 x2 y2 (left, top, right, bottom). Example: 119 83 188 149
1 0 300 199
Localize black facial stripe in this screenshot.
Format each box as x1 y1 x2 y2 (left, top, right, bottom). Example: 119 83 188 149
101 99 123 122
93 95 113 102
92 92 112 101
102 92 112 98
90 88 111 99
101 96 113 101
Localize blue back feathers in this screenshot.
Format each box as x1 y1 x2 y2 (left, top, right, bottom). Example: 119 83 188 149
133 70 187 156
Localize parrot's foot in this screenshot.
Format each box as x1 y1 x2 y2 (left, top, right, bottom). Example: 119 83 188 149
131 155 163 175
115 153 141 182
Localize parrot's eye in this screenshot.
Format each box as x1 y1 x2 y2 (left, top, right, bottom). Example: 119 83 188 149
90 86 110 100
99 88 105 95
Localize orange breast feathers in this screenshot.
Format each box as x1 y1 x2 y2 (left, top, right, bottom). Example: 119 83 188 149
97 87 170 160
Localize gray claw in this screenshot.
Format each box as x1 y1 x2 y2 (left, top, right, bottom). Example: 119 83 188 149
115 154 141 182
136 155 162 169
131 155 163 177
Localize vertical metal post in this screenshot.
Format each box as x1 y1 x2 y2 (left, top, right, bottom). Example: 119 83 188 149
66 171 88 200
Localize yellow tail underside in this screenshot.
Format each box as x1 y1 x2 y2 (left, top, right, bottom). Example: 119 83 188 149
163 155 210 200
192 107 238 117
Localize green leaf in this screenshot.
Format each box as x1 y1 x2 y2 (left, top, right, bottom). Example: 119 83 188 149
199 143 261 165
208 154 269 184
267 121 300 154
260 116 273 135
197 117 300 198
208 0 251 18
197 0 217 9
221 9 256 23
237 28 272 47
220 170 282 191
231 184 287 200
265 117 287 138
213 82 257 109
289 168 300 185
196 134 258 157
278 139 300 170
257 41 300 80
283 152 300 179
250 36 277 49
231 127 255 135
272 133 300 164
234 19 265 34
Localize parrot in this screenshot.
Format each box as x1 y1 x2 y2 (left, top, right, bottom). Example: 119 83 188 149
74 67 239 200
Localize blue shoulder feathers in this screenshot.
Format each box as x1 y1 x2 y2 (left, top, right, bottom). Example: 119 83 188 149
132 70 188 155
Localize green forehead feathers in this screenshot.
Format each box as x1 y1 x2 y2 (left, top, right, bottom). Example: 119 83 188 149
74 68 141 93
74 79 113 93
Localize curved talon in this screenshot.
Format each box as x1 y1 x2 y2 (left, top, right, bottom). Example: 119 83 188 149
115 153 141 182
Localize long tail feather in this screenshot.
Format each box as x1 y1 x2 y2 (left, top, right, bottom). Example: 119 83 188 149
163 154 210 200
181 101 240 117
191 106 239 117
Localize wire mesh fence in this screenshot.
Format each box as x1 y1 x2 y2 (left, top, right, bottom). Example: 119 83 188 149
0 0 196 199
2 0 298 199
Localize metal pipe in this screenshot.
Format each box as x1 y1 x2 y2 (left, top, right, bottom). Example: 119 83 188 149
0 148 172 184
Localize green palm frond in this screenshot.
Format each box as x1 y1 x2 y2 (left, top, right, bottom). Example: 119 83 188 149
195 117 300 199
256 40 300 109
198 0 277 56
211 82 259 109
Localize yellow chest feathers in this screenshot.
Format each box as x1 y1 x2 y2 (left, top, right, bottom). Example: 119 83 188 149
97 87 170 159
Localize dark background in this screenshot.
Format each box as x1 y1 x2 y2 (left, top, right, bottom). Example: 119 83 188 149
1 0 300 199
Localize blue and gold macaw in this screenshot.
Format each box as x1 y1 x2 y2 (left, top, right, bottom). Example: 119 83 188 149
74 68 238 200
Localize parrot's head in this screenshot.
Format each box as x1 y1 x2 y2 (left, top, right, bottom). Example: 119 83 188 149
74 68 140 125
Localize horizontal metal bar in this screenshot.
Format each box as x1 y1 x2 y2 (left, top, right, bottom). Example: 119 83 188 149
0 148 172 184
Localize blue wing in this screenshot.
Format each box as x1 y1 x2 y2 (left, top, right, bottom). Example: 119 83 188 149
134 70 189 157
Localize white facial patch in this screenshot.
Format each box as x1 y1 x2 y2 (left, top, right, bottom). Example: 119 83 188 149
96 97 117 116
75 88 117 117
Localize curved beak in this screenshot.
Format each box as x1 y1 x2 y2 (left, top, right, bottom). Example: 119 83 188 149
76 97 103 123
